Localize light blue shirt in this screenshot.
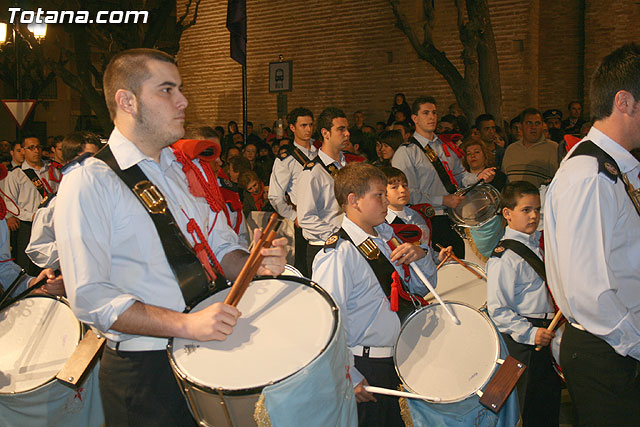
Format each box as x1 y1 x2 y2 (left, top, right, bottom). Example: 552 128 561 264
486 226 555 345
55 127 246 344
312 217 437 386
4 160 60 221
391 132 476 212
0 219 31 293
296 150 345 243
268 141 317 221
545 127 640 360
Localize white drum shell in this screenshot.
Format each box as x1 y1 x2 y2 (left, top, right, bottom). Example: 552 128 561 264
395 302 500 403
427 261 487 309
168 277 338 426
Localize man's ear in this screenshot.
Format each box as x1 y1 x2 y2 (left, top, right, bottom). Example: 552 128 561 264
114 89 137 115
321 127 330 142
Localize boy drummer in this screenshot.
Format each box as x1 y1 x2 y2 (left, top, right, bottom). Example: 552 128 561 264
312 162 449 426
486 181 561 426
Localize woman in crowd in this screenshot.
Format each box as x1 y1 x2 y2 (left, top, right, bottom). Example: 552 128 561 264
238 170 273 216
386 92 412 125
461 139 507 191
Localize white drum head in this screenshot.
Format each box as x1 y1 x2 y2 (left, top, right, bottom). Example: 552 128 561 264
171 278 336 391
426 261 487 309
0 296 81 394
395 302 499 403
281 264 303 277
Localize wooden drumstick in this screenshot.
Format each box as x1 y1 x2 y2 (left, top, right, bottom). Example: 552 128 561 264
535 310 563 351
391 237 460 325
224 213 280 307
436 253 451 271
364 385 441 402
436 244 483 280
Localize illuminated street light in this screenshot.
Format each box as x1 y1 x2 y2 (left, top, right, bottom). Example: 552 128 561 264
27 22 47 40
0 23 7 44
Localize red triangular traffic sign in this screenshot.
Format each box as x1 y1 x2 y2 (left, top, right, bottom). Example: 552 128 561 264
2 99 36 129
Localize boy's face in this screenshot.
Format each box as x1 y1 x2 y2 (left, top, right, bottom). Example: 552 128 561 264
386 179 409 209
502 194 541 235
353 180 389 228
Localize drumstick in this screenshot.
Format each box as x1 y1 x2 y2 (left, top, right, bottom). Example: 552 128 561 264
224 213 280 307
436 244 484 280
436 253 451 271
391 237 460 325
0 269 26 309
535 310 563 351
364 385 441 402
460 178 485 196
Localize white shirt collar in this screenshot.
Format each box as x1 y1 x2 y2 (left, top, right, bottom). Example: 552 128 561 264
108 126 177 172
342 216 394 246
293 141 317 157
317 149 345 167
503 226 539 248
21 160 47 172
412 131 440 148
583 126 640 174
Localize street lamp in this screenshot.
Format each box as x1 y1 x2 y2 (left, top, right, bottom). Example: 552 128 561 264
27 22 47 40
0 23 7 44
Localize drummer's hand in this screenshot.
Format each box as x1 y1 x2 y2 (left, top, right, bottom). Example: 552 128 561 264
437 245 453 262
477 167 496 183
534 327 555 347
254 228 287 276
187 302 241 341
443 194 464 208
31 268 65 296
390 243 425 265
354 379 377 403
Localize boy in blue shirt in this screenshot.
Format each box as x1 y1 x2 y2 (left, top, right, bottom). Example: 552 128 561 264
487 181 560 426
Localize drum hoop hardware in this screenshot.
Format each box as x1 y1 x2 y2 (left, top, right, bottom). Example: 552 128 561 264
217 389 234 427
133 180 167 214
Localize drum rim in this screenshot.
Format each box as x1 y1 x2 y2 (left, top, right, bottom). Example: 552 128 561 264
447 183 501 228
0 295 83 395
438 259 487 279
394 301 500 403
167 275 340 397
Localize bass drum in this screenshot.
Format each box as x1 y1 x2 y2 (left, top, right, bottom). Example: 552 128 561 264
168 276 356 426
0 295 104 426
426 260 487 310
281 264 304 278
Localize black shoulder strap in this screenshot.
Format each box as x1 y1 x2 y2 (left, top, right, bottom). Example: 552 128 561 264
409 137 457 194
568 140 640 216
22 168 49 198
568 140 619 182
290 146 312 168
492 239 546 282
94 145 227 308
60 152 93 174
336 228 416 321
315 155 340 178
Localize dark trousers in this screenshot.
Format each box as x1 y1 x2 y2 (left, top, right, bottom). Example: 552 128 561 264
502 319 561 427
294 225 310 278
561 323 640 427
9 228 17 259
354 356 404 427
16 221 40 276
99 347 196 427
430 215 464 258
306 243 323 276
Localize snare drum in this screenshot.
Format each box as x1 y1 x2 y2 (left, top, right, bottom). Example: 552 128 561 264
0 295 104 426
394 302 520 426
551 323 565 381
168 276 356 426
448 183 501 229
426 260 487 309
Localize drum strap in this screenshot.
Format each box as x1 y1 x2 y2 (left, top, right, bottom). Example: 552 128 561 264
568 140 640 217
408 137 457 194
493 239 546 282
290 146 313 168
22 168 51 198
94 145 228 308
335 228 417 321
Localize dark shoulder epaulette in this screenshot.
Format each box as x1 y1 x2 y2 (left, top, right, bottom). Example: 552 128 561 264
278 144 294 160
323 233 341 252
303 161 316 171
569 140 620 183
218 178 240 193
61 152 93 174
491 245 507 258
39 193 56 209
